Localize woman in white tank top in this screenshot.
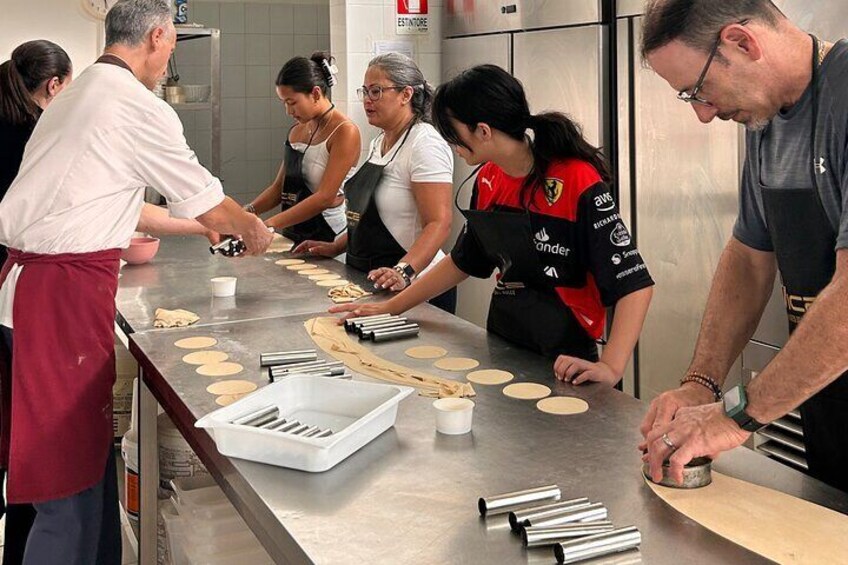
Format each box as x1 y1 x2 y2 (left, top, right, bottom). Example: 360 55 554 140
245 52 360 245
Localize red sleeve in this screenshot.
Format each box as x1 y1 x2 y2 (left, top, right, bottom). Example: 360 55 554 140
473 162 499 211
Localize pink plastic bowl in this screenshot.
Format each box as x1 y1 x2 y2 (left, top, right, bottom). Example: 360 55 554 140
121 237 160 265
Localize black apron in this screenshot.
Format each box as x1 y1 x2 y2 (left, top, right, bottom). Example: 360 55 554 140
280 107 339 245
345 125 414 272
760 35 848 492
456 169 598 360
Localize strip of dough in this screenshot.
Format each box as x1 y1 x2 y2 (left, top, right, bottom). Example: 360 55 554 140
646 471 848 563
305 317 475 399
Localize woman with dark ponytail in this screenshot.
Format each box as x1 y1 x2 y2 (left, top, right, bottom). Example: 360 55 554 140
333 64 654 387
245 51 361 247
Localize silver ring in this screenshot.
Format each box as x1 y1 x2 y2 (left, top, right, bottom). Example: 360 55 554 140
661 433 676 450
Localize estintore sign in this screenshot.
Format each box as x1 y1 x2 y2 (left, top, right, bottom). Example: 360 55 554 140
397 0 429 35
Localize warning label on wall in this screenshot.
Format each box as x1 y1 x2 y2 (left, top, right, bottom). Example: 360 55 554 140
397 0 429 35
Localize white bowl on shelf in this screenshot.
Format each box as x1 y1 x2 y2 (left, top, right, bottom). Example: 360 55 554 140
182 84 211 103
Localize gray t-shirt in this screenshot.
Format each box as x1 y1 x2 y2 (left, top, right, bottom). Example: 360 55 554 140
734 39 848 252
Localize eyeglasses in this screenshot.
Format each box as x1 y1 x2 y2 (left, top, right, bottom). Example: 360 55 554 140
356 84 406 101
677 19 749 106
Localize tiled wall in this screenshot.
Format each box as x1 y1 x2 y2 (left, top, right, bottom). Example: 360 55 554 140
176 1 330 205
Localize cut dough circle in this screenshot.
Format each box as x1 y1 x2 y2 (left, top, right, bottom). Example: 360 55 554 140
174 336 218 349
537 396 589 415
503 382 552 400
316 279 350 288
434 357 480 372
467 369 514 386
287 263 317 271
275 259 304 266
309 273 341 281
299 268 330 276
196 362 244 377
206 380 257 395
215 393 247 406
405 346 448 360
182 351 229 365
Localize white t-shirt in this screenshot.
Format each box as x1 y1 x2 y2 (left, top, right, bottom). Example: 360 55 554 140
367 122 453 271
0 62 226 326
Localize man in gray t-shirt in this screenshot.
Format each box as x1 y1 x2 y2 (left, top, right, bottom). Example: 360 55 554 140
637 0 848 494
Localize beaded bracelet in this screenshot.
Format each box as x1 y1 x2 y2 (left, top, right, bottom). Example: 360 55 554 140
680 371 723 401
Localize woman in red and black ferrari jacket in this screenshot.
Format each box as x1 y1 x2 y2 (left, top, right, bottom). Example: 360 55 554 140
330 64 653 387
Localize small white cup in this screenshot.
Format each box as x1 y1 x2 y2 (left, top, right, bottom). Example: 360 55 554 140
211 276 237 297
433 398 475 435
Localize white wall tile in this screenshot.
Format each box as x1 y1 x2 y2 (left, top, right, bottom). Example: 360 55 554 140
176 110 197 130
246 97 272 129
330 4 347 55
269 4 294 35
269 159 283 179
189 1 220 28
222 98 247 130
316 4 330 34
294 4 320 34
294 34 321 56
222 33 245 65
194 135 213 167
417 52 441 87
247 161 274 193
221 157 247 186
270 34 295 68
245 3 271 34
345 5 383 53
270 123 286 153
222 64 247 97
223 129 247 162
246 128 272 161
246 34 271 65
246 65 273 97
220 3 246 34
196 111 213 132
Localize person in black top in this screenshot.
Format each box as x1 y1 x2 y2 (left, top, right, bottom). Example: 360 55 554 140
0 39 71 565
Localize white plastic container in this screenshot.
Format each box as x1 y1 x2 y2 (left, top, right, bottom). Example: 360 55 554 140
433 398 475 435
121 378 140 529
195 376 413 472
159 413 209 496
210 276 237 297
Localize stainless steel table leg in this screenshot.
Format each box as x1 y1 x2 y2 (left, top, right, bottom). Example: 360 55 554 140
139 369 159 563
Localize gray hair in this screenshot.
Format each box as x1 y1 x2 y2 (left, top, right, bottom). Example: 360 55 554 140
105 0 173 47
641 0 784 60
368 52 434 122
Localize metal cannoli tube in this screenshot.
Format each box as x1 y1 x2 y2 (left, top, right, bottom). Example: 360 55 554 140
314 429 334 438
478 485 562 517
230 405 278 426
355 318 408 334
522 521 615 548
244 412 278 428
300 366 347 377
344 313 392 331
508 498 590 532
259 417 288 430
371 325 420 342
288 424 311 435
276 420 301 433
260 350 318 367
553 526 641 564
301 426 321 437
528 503 608 529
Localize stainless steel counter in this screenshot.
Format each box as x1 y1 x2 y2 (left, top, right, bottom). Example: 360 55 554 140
122 237 848 564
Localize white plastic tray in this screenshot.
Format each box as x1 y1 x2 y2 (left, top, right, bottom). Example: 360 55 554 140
195 375 413 472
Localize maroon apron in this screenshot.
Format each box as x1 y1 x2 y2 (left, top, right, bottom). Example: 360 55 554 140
0 248 120 503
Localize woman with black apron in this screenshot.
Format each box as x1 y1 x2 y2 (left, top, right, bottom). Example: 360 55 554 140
295 53 457 313
245 52 360 245
332 65 654 387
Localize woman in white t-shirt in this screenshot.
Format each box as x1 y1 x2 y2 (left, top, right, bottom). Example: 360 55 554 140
294 53 456 312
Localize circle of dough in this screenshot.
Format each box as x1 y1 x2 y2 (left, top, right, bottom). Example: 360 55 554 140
275 259 304 266
287 263 317 271
196 362 244 377
174 336 218 349
434 357 480 371
316 279 350 288
215 393 246 406
537 396 589 415
206 380 257 395
503 382 552 400
405 345 448 360
182 350 229 365
467 369 514 386
309 273 341 281
299 268 330 276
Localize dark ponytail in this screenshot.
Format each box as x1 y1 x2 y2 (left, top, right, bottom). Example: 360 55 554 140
433 64 611 209
276 51 336 95
0 40 71 126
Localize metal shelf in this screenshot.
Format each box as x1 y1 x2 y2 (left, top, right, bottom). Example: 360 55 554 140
759 427 806 453
758 441 809 471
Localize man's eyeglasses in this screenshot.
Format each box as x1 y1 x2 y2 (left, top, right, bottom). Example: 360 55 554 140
677 19 749 106
356 85 406 101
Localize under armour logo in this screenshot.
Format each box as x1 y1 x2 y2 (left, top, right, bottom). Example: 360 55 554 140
814 157 827 175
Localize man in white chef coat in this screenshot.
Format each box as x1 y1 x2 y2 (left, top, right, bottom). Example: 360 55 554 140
0 1 272 562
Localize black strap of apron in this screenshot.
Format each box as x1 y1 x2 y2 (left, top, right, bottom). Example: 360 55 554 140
453 164 486 212
289 103 336 156
367 118 417 167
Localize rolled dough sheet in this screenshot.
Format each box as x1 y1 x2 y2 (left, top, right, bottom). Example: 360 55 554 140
275 259 304 266
503 382 551 400
266 234 294 253
299 268 330 276
174 336 218 349
305 317 475 398
215 394 246 406
537 396 588 415
287 263 317 271
206 380 257 395
434 357 480 372
646 471 848 563
316 279 350 288
309 273 341 281
196 362 244 377
182 351 229 365
467 369 514 386
405 346 448 360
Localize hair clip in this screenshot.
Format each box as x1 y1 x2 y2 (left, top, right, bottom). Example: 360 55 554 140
321 59 339 87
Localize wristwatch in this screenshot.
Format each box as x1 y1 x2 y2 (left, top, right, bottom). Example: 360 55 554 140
393 262 415 285
723 384 767 432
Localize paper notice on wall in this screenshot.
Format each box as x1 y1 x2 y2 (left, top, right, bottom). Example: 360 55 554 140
397 0 429 34
374 40 415 59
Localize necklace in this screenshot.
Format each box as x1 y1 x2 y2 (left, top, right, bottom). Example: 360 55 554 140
307 104 335 139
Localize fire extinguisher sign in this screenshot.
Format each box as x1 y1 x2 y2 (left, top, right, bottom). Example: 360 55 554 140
397 0 429 35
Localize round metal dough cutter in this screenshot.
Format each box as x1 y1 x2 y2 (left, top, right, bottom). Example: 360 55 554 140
642 456 713 489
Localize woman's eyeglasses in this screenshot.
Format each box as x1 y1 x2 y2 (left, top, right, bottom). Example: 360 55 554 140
356 84 406 101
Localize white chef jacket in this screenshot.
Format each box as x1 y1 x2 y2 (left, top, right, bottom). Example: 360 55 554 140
0 61 226 327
